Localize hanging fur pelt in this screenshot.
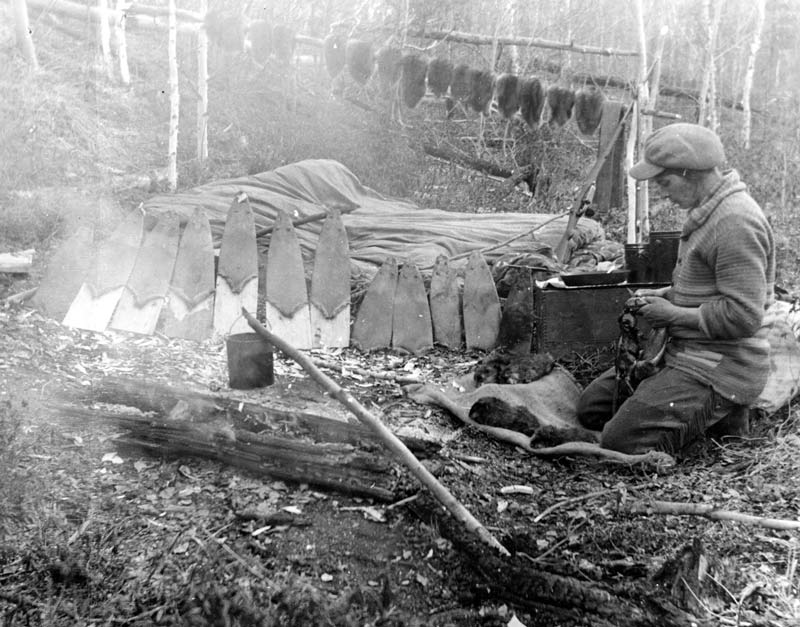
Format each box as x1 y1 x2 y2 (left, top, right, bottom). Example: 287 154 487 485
400 54 428 109
271 23 295 63
427 57 453 98
246 19 272 63
345 39 374 85
518 77 545 129
468 69 495 115
495 73 520 119
323 33 346 78
546 85 576 128
376 45 403 87
575 85 606 135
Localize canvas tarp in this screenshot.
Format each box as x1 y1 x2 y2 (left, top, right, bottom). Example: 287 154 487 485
144 159 604 278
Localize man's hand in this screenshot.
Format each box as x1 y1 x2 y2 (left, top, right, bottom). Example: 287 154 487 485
636 296 677 327
634 286 671 299
629 295 701 330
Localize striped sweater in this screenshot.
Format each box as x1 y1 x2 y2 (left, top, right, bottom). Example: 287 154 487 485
663 169 776 404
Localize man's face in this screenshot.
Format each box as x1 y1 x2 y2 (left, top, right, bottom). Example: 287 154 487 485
652 171 700 209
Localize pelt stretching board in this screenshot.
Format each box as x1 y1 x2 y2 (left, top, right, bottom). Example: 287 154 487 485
309 208 351 348
429 254 462 349
32 224 95 321
265 210 312 349
463 250 501 351
110 212 180 335
213 193 259 337
62 208 144 332
351 256 397 352
391 260 433 355
161 208 216 342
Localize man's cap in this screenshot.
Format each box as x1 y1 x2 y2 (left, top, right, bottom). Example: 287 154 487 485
629 123 726 180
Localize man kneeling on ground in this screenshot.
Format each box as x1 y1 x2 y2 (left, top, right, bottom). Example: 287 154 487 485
577 123 776 455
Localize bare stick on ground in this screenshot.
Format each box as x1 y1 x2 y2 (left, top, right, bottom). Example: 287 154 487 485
243 307 511 557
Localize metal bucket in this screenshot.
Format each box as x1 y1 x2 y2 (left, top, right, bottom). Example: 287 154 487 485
649 231 682 283
225 333 274 389
624 243 653 284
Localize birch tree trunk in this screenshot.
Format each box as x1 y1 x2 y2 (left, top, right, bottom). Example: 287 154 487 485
115 0 130 85
196 0 209 161
741 0 766 149
97 0 113 80
698 0 722 128
12 0 39 70
167 0 179 191
631 0 649 244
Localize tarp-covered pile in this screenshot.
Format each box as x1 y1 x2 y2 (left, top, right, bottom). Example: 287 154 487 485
144 159 607 277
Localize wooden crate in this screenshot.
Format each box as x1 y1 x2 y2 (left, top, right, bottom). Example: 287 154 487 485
533 284 633 359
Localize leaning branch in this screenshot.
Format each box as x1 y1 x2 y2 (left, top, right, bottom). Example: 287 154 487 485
243 308 510 557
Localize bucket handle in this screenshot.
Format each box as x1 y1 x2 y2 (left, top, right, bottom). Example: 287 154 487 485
227 312 271 337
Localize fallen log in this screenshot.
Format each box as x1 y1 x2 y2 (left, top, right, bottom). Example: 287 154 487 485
78 375 438 455
51 401 399 502
243 307 511 557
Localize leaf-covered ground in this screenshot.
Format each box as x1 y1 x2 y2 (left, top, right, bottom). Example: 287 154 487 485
2 296 800 626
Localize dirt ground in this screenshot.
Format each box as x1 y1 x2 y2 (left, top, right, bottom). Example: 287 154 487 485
2 275 800 626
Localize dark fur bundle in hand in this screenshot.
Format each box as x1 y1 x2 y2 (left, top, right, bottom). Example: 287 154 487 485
546 85 576 128
271 23 296 62
495 73 520 119
518 77 545 129
206 11 246 52
323 34 347 78
400 54 428 109
427 57 453 98
473 350 555 387
246 19 272 62
468 69 495 114
345 40 375 85
575 86 606 135
376 46 403 87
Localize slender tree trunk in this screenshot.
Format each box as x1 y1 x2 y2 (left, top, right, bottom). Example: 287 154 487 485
508 0 521 73
698 0 722 128
167 0 179 191
97 0 113 80
12 0 39 69
115 0 130 85
631 0 649 243
741 0 766 149
196 0 208 161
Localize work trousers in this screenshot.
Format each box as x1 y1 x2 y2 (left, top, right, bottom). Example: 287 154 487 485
576 366 746 455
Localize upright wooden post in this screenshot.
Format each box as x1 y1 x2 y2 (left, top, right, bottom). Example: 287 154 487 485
12 0 39 70
167 0 179 191
196 0 209 162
